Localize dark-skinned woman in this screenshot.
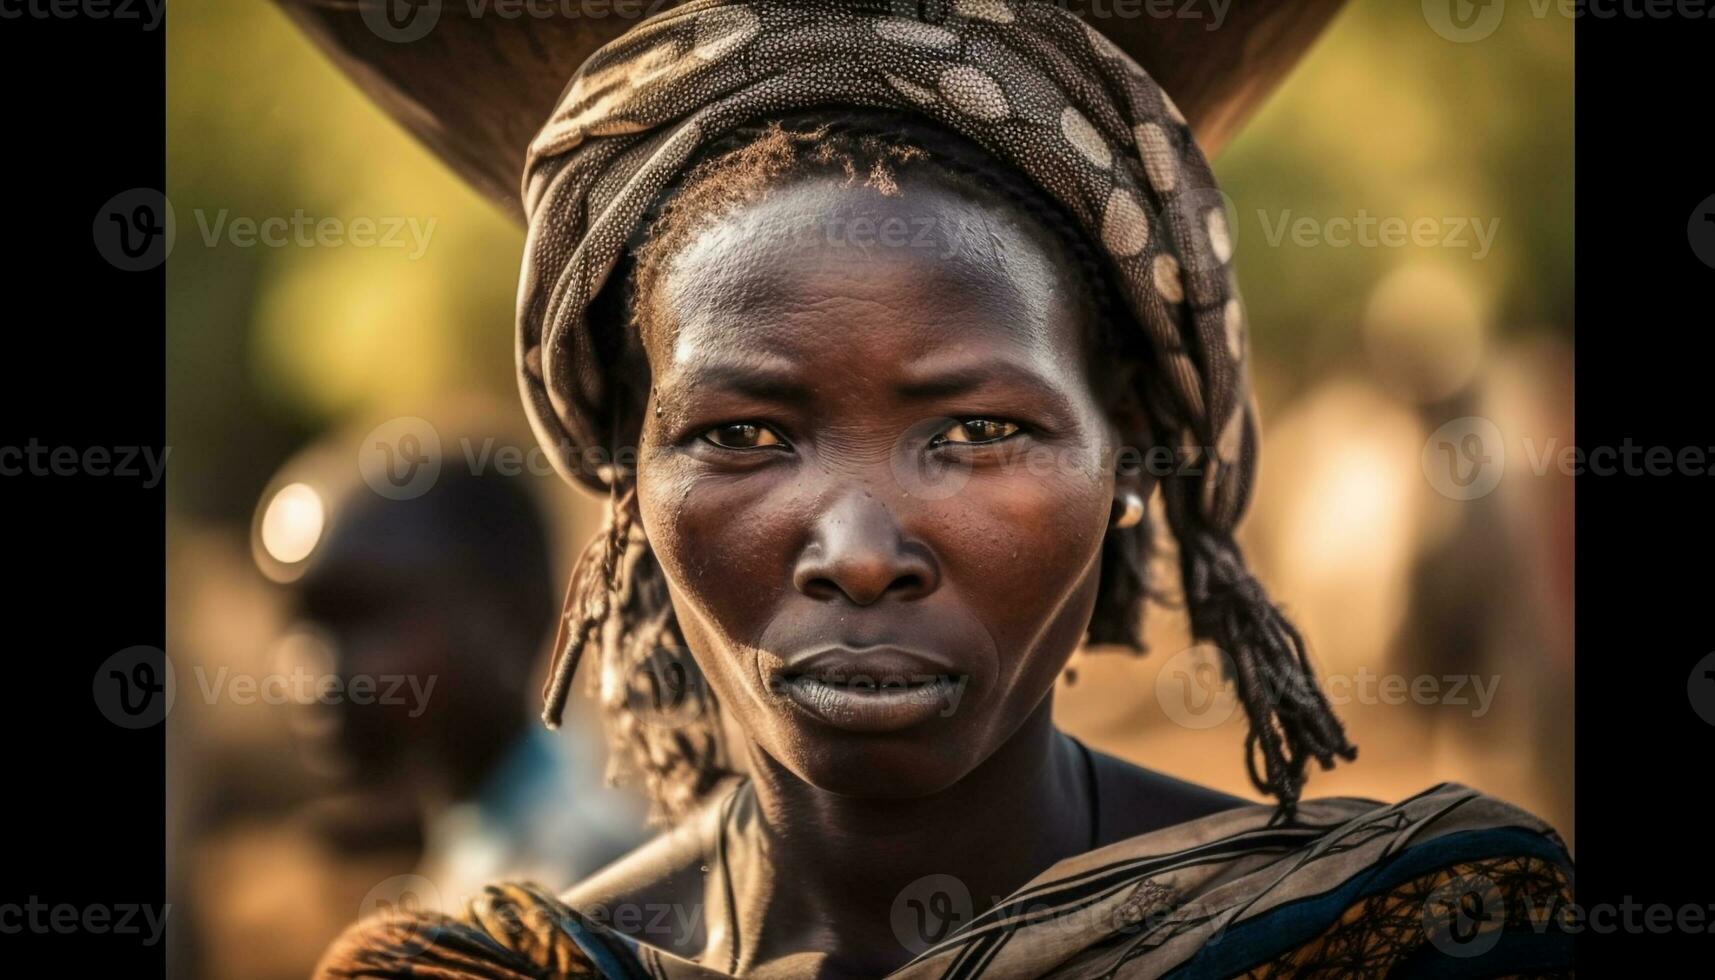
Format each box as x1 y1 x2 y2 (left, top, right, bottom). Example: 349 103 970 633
313 2 1573 977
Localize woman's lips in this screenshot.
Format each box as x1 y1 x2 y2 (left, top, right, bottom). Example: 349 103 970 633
777 675 962 733
768 646 967 733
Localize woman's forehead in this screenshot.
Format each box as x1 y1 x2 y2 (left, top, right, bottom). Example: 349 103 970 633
648 174 1087 375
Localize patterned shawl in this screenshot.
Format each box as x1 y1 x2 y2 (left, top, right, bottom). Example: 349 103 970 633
316 782 1575 978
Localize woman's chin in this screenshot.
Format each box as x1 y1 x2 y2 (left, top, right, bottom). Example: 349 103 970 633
774 734 980 799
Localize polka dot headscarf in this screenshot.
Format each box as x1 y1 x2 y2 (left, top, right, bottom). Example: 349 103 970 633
518 0 1254 532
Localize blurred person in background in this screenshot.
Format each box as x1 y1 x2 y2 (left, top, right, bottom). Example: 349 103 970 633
253 431 647 907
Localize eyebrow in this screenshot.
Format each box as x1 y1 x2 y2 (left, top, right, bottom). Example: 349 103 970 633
673 356 1071 408
674 360 815 405
894 359 1064 401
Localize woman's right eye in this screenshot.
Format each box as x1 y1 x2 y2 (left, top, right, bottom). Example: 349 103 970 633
699 423 785 450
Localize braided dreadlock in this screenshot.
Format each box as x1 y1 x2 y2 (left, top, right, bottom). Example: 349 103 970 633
544 107 1354 826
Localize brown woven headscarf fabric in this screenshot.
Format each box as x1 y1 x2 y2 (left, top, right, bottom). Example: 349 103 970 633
518 0 1354 811
518 0 1253 522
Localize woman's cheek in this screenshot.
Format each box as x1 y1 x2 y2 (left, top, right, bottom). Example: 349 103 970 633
955 465 1106 578
933 464 1108 635
644 464 799 635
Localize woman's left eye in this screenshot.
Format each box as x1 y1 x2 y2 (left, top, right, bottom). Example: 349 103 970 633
934 418 1022 446
700 422 785 450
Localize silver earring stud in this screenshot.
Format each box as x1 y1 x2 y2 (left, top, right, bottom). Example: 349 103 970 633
1111 491 1145 529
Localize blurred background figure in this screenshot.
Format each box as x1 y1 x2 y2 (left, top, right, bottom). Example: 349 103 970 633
253 431 646 902
168 415 646 980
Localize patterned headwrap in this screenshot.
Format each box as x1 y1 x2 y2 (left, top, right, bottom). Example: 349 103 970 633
519 0 1251 519
518 0 1353 810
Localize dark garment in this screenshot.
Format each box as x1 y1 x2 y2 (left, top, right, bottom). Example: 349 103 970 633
316 781 1574 978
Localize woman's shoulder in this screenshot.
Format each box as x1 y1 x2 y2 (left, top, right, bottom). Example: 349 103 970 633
314 787 738 978
1047 778 1575 978
1378 779 1575 886
1311 779 1573 861
1166 775 1573 877
313 881 623 979
1236 781 1575 976
1082 745 1571 869
1081 742 1255 843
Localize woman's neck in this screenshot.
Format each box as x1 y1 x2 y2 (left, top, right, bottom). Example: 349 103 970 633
720 697 1093 977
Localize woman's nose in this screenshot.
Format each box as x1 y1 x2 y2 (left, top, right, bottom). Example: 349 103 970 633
792 493 939 606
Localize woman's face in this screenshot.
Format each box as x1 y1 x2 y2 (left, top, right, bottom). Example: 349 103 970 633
635 171 1125 798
